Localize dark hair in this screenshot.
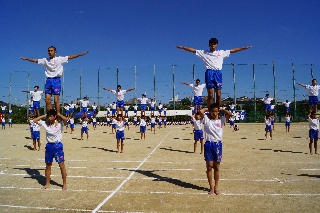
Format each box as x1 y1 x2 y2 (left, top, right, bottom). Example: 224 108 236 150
117 85 121 88
34 86 39 89
47 109 57 117
142 94 146 97
209 38 218 46
209 103 219 110
48 46 56 51
196 79 200 82
311 110 316 114
312 79 317 82
266 94 269 96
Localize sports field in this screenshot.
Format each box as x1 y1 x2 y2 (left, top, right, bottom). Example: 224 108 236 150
0 122 319 212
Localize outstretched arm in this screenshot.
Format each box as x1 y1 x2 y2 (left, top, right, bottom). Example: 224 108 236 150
68 51 89 60
176 46 196 53
22 90 30 93
126 88 135 92
230 46 252 53
103 88 113 92
297 83 306 87
20 57 38 63
180 82 190 86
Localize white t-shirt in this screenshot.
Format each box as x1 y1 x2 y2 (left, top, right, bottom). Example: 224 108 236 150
112 104 117 110
38 120 63 143
79 100 89 107
189 84 206 96
158 104 163 110
203 115 223 142
1 106 6 110
111 90 126 101
106 107 110 112
263 97 273 104
196 50 230 70
30 120 40 131
124 106 129 110
305 85 320 96
92 105 97 110
28 100 33 107
38 56 68 78
69 103 76 109
82 120 88 127
285 116 291 122
92 118 96 122
30 91 43 101
151 118 155 123
265 118 272 126
64 105 70 110
150 101 156 107
69 118 74 124
284 102 291 107
116 121 125 131
308 117 319 130
133 106 138 110
140 119 146 126
193 118 203 130
137 97 148 104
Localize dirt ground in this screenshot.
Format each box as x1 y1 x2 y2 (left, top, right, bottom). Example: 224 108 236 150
0 122 319 212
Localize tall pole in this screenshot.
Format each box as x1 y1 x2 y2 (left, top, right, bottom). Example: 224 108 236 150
192 64 195 81
311 64 314 79
98 68 100 111
80 68 82 100
134 66 137 105
253 63 256 121
232 63 236 105
9 71 12 110
272 61 277 106
27 72 30 117
172 65 176 110
116 67 119 86
153 65 156 100
292 63 296 119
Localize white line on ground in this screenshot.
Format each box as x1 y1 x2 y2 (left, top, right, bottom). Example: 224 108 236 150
92 131 171 213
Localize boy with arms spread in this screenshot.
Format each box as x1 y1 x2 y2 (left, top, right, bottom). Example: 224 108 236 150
199 104 232 195
297 79 320 114
21 46 88 114
181 79 206 113
32 109 68 190
176 38 251 107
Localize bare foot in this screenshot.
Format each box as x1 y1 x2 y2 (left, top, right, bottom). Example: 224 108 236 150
117 151 120 153
214 186 220 195
62 185 67 190
200 152 202 154
42 184 50 189
33 149 36 151
310 152 313 155
208 188 214 195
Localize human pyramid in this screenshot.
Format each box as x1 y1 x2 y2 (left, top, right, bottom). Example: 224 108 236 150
16 38 320 195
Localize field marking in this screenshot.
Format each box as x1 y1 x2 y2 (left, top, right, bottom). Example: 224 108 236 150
92 131 171 213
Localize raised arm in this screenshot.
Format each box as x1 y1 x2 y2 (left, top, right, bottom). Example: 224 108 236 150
199 108 208 119
33 114 47 124
297 83 306 87
176 46 196 53
57 113 68 124
68 51 89 60
230 46 252 53
22 90 30 93
125 88 135 92
103 88 113 92
221 108 233 120
180 82 190 86
20 57 38 63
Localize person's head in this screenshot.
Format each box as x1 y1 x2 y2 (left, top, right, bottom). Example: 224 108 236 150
46 109 57 123
209 38 218 51
116 113 123 121
34 86 39 91
141 115 145 119
310 111 317 119
208 103 219 118
195 79 200 85
142 94 146 98
286 100 288 103
312 79 317 86
195 112 201 120
151 99 153 101
48 46 57 59
117 85 121 91
286 112 290 116
266 94 269 97
31 97 33 100
83 96 87 100
94 102 96 105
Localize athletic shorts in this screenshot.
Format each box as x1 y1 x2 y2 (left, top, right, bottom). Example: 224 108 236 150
45 77 61 95
81 107 87 113
271 120 274 125
194 129 204 141
107 121 110 125
112 109 116 115
164 121 167 125
93 110 96 114
70 124 75 129
230 121 235 126
285 121 290 127
140 126 146 133
93 122 96 126
158 122 162 126
45 142 64 163
33 101 40 109
150 107 155 111
265 104 271 111
285 107 290 112
204 141 222 162
125 110 128 113
191 110 195 115
29 107 34 113
116 100 124 108
9 122 12 125
125 122 129 126
158 109 162 113
140 104 146 110
32 131 40 140
112 124 116 129
309 129 319 140
205 69 222 90
107 111 110 115
193 96 203 106
151 123 155 127
265 125 272 132
134 110 137 113
116 130 125 140
65 110 70 115
69 108 74 113
309 96 318 105
81 126 88 133
134 121 137 125
1 122 5 126
1 110 5 114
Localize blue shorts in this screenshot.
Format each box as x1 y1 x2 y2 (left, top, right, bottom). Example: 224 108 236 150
116 100 124 109
82 107 87 113
204 141 222 162
141 104 146 110
29 107 34 113
158 109 162 113
125 122 129 126
2 122 5 126
116 130 125 140
265 104 271 111
309 96 318 105
285 107 290 112
107 111 110 115
30 127 33 132
140 126 146 133
150 107 155 111
230 121 234 126
265 125 272 132
1 110 5 114
193 96 203 106
134 110 137 113
70 124 75 129
45 77 61 95
112 109 116 115
230 109 235 113
65 110 70 115
158 122 162 126
125 110 128 113
271 120 274 125
285 121 290 127
112 124 116 129
32 131 40 140
93 122 96 126
191 110 195 115
309 129 319 140
134 121 137 125
107 121 111 125
205 69 222 90
69 108 74 113
194 129 204 141
9 122 12 125
93 110 96 114
45 142 64 163
151 123 155 127
164 121 167 125
33 101 40 109
81 126 88 133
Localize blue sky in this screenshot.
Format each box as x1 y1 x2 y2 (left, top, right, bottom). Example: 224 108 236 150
0 0 319 107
